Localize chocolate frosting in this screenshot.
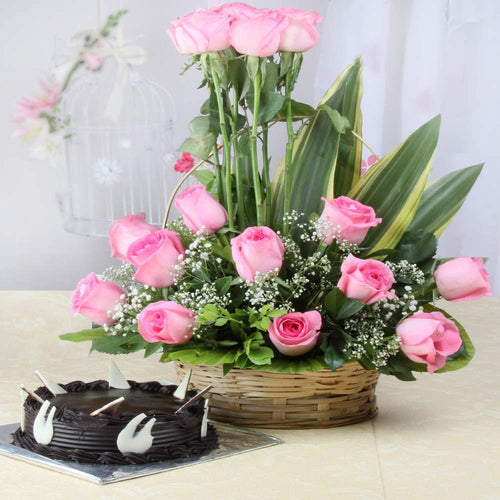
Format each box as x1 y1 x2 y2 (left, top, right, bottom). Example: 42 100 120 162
12 379 218 465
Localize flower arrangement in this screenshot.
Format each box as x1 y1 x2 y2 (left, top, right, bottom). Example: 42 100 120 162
13 10 145 160
62 3 490 383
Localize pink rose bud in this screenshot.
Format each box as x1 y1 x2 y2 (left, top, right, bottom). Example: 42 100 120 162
229 9 289 57
211 2 258 20
338 254 396 305
138 301 195 344
231 226 285 282
397 311 463 373
14 81 61 122
434 257 492 302
320 196 382 245
127 229 185 288
174 184 228 235
167 9 232 55
268 311 322 357
174 152 195 173
108 212 157 262
71 272 125 326
276 7 323 53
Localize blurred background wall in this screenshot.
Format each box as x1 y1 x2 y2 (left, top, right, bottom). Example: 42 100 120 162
1 0 498 292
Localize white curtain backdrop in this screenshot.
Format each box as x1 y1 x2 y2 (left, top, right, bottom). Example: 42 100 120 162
316 0 500 293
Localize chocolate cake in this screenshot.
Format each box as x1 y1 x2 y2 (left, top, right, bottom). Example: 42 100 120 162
12 366 217 465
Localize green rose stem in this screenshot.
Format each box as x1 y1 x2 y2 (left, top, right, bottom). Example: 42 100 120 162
210 65 235 230
231 85 246 229
213 144 225 204
250 69 265 225
283 56 296 232
261 123 271 225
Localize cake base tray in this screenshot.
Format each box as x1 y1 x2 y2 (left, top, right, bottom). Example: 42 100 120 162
0 422 282 485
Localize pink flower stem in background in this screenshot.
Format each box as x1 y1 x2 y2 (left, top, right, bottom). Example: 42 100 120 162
209 55 235 230
248 58 265 225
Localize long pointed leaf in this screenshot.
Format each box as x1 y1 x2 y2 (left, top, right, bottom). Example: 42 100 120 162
408 163 483 238
348 115 441 254
271 59 363 225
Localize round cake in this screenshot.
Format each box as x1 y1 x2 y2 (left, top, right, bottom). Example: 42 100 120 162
13 378 218 465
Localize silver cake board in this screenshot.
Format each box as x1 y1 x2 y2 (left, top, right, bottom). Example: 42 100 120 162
0 422 282 485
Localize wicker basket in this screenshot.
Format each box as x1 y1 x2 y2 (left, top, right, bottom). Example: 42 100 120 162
175 361 379 429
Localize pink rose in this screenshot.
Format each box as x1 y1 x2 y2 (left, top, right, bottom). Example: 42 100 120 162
71 272 125 326
276 7 323 53
14 81 61 122
229 9 288 57
211 2 257 20
127 230 185 288
434 257 492 302
108 212 157 262
338 254 396 304
174 184 228 234
167 9 232 55
268 311 322 357
231 226 285 282
397 311 463 373
174 152 195 173
320 196 382 245
138 301 195 344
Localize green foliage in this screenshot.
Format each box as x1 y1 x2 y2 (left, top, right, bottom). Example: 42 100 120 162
91 332 148 355
323 288 365 321
251 357 327 373
59 327 106 342
392 229 437 264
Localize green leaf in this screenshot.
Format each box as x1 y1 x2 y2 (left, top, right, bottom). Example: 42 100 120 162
144 342 162 358
348 115 441 254
223 363 235 375
324 343 345 371
275 99 315 121
323 288 345 318
337 299 365 320
177 134 216 161
211 243 233 263
193 169 216 187
59 327 106 342
247 91 286 124
317 105 349 133
423 304 476 373
215 276 233 296
247 346 274 365
188 115 218 137
251 356 327 373
393 229 437 264
162 348 239 365
261 61 279 92
91 333 148 355
407 163 484 238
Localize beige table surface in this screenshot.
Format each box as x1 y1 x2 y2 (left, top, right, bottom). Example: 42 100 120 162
0 291 498 500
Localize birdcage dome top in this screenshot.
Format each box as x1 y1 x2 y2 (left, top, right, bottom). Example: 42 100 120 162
61 60 174 131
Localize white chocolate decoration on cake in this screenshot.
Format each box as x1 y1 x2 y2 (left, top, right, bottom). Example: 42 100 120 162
34 370 67 395
201 399 209 438
116 413 156 454
109 360 131 389
90 396 125 416
33 400 56 445
20 390 27 432
174 369 192 399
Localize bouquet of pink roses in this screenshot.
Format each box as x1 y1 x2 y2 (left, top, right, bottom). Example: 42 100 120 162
63 3 489 381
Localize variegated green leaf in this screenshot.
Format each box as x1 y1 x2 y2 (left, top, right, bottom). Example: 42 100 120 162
348 115 441 254
271 59 364 225
408 163 483 238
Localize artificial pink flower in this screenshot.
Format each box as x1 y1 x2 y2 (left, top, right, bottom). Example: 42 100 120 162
276 7 322 53
361 154 378 175
14 81 61 122
434 257 492 302
397 311 463 373
320 196 382 245
337 254 396 305
268 311 322 357
231 226 285 282
175 184 227 234
138 301 195 344
167 8 232 55
127 229 185 288
108 213 157 262
174 152 195 173
229 9 288 57
71 272 125 326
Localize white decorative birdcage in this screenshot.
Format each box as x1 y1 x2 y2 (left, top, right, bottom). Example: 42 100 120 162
58 61 176 236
